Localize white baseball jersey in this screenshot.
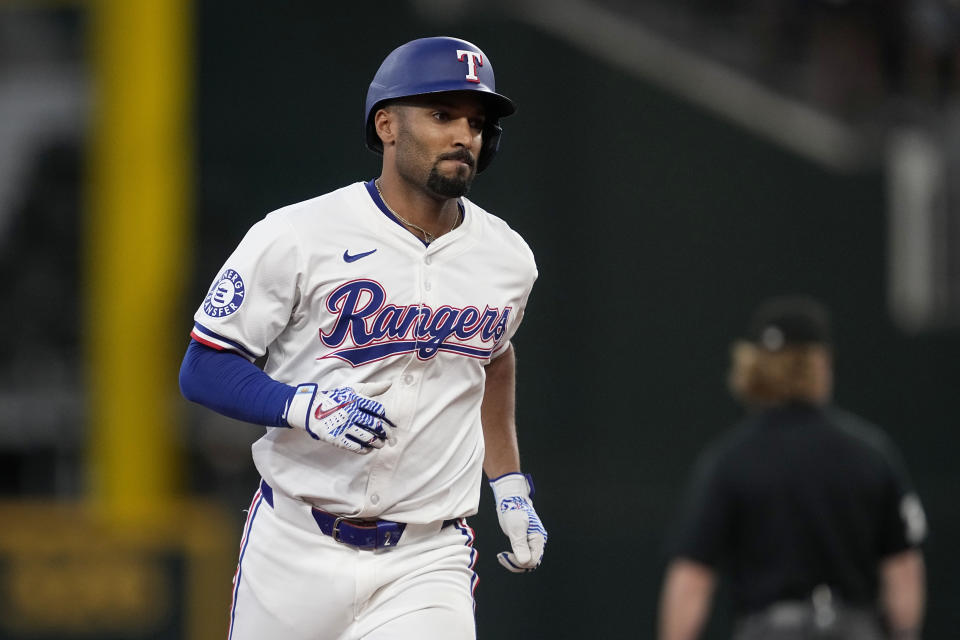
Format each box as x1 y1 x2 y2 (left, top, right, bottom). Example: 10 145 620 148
191 181 537 524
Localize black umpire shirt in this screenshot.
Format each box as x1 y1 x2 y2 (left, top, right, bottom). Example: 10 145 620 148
670 402 925 616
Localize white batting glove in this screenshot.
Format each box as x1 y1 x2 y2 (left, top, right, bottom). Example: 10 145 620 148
283 381 395 454
490 472 547 573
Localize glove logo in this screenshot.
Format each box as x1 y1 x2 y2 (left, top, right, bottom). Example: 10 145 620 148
315 399 357 421
498 496 528 513
203 269 245 317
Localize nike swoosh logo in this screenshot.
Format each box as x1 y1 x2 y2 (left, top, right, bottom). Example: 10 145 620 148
315 399 356 421
343 249 377 263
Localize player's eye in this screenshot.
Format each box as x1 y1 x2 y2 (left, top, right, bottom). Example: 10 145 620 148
432 111 450 122
469 118 485 132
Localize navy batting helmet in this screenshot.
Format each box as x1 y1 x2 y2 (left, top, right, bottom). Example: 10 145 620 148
364 36 516 173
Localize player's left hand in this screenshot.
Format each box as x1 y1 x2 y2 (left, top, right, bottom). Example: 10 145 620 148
490 472 547 573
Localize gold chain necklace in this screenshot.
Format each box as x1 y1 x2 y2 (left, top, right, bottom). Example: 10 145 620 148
375 179 460 243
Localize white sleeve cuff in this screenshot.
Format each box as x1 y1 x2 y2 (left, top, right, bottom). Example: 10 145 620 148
283 383 317 429
490 473 531 501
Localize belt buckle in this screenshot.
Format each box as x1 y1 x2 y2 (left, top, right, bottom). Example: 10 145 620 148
331 516 346 543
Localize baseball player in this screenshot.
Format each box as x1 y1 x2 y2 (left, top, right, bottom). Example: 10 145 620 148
178 36 547 639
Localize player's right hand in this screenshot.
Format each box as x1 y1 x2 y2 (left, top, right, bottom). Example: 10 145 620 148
283 381 395 454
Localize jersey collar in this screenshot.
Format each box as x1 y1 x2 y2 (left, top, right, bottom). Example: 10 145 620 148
364 178 465 248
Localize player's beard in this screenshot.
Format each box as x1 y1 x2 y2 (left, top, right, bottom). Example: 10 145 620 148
395 124 477 199
426 150 476 198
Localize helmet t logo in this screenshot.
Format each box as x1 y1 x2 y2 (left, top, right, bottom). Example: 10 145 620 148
456 50 483 83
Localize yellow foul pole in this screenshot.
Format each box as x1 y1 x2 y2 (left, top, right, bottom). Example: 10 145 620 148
86 0 191 525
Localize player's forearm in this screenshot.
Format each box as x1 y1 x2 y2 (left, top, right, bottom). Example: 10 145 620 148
658 560 716 640
179 339 295 426
480 343 521 478
880 549 926 639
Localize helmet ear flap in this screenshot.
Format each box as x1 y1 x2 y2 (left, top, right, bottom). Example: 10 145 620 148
477 120 502 173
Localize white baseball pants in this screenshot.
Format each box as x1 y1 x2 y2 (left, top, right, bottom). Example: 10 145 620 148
227 484 478 640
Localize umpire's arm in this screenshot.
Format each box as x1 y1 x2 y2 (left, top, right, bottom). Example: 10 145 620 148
658 559 716 640
880 549 926 640
480 342 521 478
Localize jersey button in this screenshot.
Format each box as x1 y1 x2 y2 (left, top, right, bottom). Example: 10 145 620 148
402 374 414 385
424 255 432 265
424 281 432 291
370 494 380 505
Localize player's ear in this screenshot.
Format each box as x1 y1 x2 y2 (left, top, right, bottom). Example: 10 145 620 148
374 107 399 148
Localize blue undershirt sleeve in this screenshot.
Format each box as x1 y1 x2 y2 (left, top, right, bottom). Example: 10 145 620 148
179 339 296 427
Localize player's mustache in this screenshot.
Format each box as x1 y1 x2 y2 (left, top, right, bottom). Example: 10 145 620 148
436 150 475 168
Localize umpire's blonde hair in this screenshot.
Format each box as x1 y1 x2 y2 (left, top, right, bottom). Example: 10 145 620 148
727 341 832 406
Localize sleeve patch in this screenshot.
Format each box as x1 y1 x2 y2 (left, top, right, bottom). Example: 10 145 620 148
203 269 246 317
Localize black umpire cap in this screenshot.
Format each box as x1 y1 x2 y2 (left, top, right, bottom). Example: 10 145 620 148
746 295 832 352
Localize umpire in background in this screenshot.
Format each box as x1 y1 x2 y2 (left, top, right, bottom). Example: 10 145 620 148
658 296 927 640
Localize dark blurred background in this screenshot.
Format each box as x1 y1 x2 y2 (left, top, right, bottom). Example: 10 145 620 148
1 0 958 638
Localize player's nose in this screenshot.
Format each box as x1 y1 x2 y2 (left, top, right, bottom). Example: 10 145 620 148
450 116 477 147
